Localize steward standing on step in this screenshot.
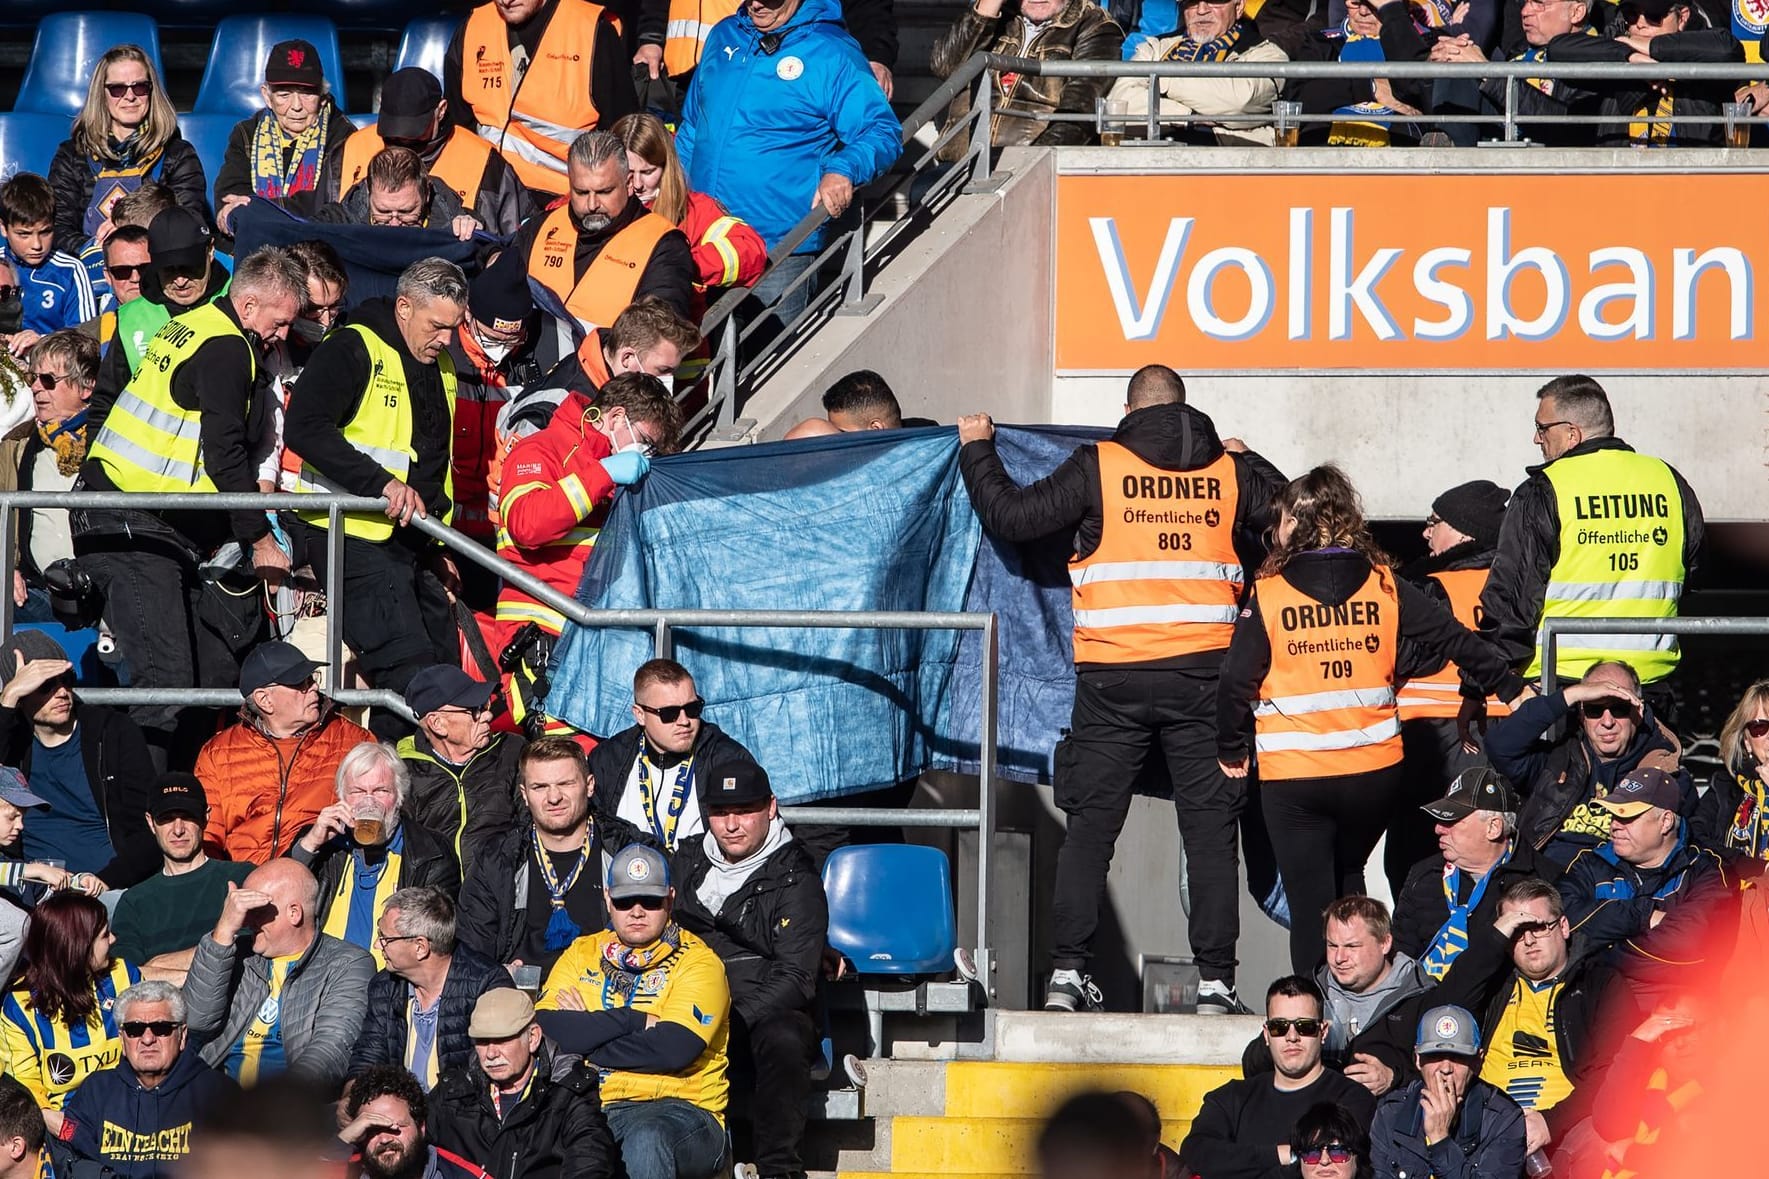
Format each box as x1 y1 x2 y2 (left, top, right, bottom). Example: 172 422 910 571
1481 374 1703 709
956 364 1285 1015
284 258 468 735
1217 466 1529 977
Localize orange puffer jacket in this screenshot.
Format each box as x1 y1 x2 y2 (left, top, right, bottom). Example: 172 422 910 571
196 707 377 864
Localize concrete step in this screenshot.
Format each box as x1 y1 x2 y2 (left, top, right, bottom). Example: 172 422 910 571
889 1114 1194 1174
943 1060 1235 1120
993 1011 1264 1063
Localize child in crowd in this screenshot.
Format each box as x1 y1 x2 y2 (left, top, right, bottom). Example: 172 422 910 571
0 175 97 356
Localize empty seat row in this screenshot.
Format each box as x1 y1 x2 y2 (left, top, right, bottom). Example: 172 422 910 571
11 12 461 119
0 0 435 33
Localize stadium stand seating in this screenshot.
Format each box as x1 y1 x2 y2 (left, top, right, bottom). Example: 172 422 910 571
176 111 238 187
193 15 349 116
149 0 239 30
15 12 166 119
317 0 422 32
824 844 957 976
0 112 71 180
394 15 459 78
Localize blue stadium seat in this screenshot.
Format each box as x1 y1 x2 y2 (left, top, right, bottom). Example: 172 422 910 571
14 624 105 684
176 112 238 193
395 16 460 79
0 114 71 181
15 13 166 119
352 114 378 133
823 845 957 975
194 16 348 117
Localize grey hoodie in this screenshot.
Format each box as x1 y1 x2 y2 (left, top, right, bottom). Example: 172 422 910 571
1321 952 1431 1057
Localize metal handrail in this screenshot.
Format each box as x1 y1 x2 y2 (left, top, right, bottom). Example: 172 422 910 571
1539 615 1768 691
0 489 1003 996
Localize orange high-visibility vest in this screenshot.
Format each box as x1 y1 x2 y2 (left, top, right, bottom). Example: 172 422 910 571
662 0 742 76
527 205 676 331
1397 567 1515 723
464 0 606 195
337 125 498 210
1068 444 1242 665
1253 565 1403 781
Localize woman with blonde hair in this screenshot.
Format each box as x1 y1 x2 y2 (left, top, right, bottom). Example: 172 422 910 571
1693 680 1769 861
610 112 766 301
1217 465 1527 973
47 45 209 256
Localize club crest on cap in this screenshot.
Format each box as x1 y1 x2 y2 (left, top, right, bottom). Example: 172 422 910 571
627 857 651 882
1435 1014 1460 1039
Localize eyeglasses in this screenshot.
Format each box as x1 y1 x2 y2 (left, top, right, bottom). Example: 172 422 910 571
376 933 423 948
1533 419 1574 438
635 698 705 724
28 371 75 390
106 264 144 282
1424 514 1443 528
1511 919 1560 940
1299 1145 1354 1166
1264 1017 1323 1038
1746 719 1769 738
610 895 667 912
1580 698 1635 720
105 81 152 99
120 1020 182 1038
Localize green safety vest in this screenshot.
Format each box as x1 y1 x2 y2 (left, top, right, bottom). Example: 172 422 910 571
1528 447 1687 684
115 277 228 375
86 302 252 493
292 324 457 543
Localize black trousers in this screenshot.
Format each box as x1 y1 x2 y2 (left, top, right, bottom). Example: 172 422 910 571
293 520 453 731
1050 666 1244 982
1262 762 1405 975
1389 716 1486 895
729 1006 815 1174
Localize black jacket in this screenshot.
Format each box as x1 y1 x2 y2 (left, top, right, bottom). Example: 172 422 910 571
0 702 157 887
1391 839 1561 964
672 834 827 1023
1486 689 1693 855
284 297 455 514
59 1047 240 1179
589 720 758 844
289 818 462 919
1218 552 1526 762
212 107 357 229
1545 25 1744 145
1286 6 1432 130
1693 765 1769 857
1179 1070 1377 1179
89 261 232 437
958 403 1286 672
455 818 616 966
428 1048 620 1179
345 942 516 1082
48 133 212 257
493 197 696 321
1480 436 1704 675
398 731 524 865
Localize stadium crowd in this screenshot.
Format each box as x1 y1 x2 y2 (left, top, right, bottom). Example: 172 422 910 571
0 0 1754 1176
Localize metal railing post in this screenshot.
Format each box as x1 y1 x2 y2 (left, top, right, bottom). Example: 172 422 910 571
0 505 15 640
653 619 672 659
1504 75 1518 142
715 315 739 433
975 612 999 999
1541 623 1558 695
326 506 344 684
970 70 994 183
841 219 867 308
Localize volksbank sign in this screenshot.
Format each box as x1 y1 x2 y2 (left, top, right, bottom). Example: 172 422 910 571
1055 171 1761 371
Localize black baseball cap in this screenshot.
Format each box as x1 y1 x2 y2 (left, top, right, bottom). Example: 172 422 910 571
706 761 773 809
147 207 213 274
405 665 496 718
238 641 324 695
264 39 325 89
149 772 208 820
1422 766 1520 822
378 68 444 142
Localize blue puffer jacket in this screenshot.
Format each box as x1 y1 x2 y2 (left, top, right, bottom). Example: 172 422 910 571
676 0 901 254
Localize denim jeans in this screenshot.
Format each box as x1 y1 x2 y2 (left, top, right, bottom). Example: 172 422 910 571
604 1098 725 1179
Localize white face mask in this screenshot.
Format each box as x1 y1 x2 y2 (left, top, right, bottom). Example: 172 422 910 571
608 413 654 457
478 338 512 365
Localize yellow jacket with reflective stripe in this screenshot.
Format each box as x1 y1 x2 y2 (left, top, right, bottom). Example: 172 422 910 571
87 302 249 493
1527 448 1686 683
292 324 458 543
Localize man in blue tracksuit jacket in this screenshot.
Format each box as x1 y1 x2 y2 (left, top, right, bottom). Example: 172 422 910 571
676 0 901 263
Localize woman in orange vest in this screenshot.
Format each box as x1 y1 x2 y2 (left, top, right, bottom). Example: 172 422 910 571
1217 465 1526 973
1387 478 1513 894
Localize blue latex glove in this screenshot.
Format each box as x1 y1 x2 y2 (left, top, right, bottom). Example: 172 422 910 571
599 450 651 485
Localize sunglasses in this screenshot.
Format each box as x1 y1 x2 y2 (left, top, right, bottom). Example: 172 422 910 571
0 286 17 301
1746 719 1769 738
106 264 143 282
610 895 666 912
635 698 705 724
1581 698 1636 720
1299 1145 1354 1166
121 1020 182 1038
1511 918 1560 939
105 81 152 99
29 371 74 390
1264 1017 1323 1038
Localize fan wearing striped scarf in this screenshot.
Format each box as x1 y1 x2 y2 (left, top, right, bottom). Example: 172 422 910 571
1109 0 1291 143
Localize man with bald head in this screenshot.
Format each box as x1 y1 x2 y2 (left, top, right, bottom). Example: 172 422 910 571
782 418 842 441
182 858 375 1089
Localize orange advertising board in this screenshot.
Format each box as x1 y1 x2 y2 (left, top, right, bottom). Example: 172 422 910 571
1055 171 1768 372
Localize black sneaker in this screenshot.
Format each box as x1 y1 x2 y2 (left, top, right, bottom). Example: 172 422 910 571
1044 970 1104 1012
1195 980 1253 1015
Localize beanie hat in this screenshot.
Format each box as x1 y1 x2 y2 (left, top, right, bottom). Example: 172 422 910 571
469 263 534 335
0 629 70 687
1431 480 1509 550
